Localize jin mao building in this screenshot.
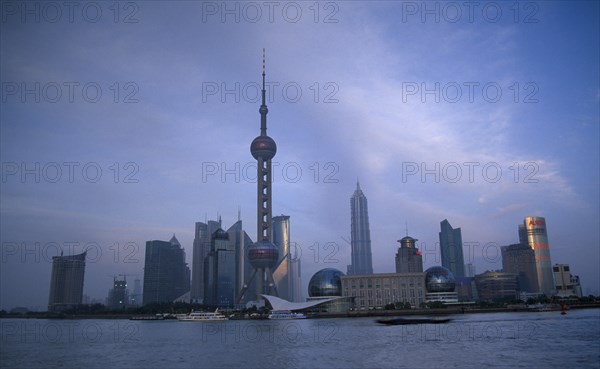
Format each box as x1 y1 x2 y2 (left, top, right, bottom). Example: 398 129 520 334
348 181 373 275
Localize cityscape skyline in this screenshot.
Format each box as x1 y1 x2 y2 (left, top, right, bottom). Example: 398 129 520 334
1 2 599 311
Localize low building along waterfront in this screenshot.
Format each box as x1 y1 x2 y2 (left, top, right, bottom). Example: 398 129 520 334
341 272 426 309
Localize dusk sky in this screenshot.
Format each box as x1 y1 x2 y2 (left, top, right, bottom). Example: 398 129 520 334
1 1 598 310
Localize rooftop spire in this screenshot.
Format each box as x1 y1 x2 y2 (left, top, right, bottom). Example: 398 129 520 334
260 48 268 136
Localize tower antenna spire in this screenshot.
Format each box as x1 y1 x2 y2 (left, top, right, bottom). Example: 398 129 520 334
405 222 409 237
260 48 268 136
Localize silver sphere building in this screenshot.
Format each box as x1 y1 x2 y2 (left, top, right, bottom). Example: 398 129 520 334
425 266 458 303
308 268 344 297
304 268 353 313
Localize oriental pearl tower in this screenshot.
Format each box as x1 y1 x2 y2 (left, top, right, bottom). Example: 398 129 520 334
236 50 279 303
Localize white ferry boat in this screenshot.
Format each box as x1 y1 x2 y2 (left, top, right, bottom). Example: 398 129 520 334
268 311 307 320
178 309 228 322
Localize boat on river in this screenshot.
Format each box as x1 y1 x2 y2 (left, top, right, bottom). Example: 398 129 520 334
178 309 228 322
268 311 307 320
377 317 452 325
130 314 165 321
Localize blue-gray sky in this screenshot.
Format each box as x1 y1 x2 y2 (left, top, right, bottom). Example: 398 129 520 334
1 1 598 310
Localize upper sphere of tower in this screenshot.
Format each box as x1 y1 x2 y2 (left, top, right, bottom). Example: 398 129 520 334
251 135 277 160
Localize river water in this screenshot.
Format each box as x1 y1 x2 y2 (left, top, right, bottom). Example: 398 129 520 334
1 309 599 368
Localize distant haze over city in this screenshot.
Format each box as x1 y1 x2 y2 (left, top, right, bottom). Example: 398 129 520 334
1 1 598 310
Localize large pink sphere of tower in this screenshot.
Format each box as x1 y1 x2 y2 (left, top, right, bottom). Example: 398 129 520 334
250 135 277 160
248 240 279 269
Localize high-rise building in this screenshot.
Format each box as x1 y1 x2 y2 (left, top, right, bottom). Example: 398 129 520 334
464 263 476 278
438 219 465 278
553 264 582 298
501 243 539 293
107 277 128 310
455 277 476 302
523 216 555 296
191 220 221 303
204 228 236 307
348 181 373 275
474 271 519 302
226 219 254 303
395 235 423 273
289 244 303 302
130 278 142 306
142 235 191 305
272 215 302 302
48 251 86 312
237 51 280 302
518 224 528 246
272 215 291 300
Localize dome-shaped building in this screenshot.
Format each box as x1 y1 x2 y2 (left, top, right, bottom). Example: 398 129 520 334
308 268 344 297
424 266 458 304
425 266 456 292
303 268 352 313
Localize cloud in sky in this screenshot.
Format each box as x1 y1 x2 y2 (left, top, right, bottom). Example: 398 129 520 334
1 1 599 309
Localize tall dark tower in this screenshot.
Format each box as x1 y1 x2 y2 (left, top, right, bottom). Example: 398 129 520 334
439 219 465 278
348 181 373 275
237 50 279 303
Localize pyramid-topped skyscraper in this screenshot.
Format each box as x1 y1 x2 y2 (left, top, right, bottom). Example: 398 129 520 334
348 181 373 275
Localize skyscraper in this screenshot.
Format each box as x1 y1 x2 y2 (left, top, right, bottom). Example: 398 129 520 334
518 224 528 246
131 278 142 306
395 235 423 273
289 244 303 302
523 216 555 296
191 220 220 303
237 51 279 302
204 228 236 307
143 235 191 305
501 243 539 293
107 277 128 310
439 219 465 278
48 251 86 311
464 263 476 278
273 215 298 301
226 219 254 303
348 181 373 275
